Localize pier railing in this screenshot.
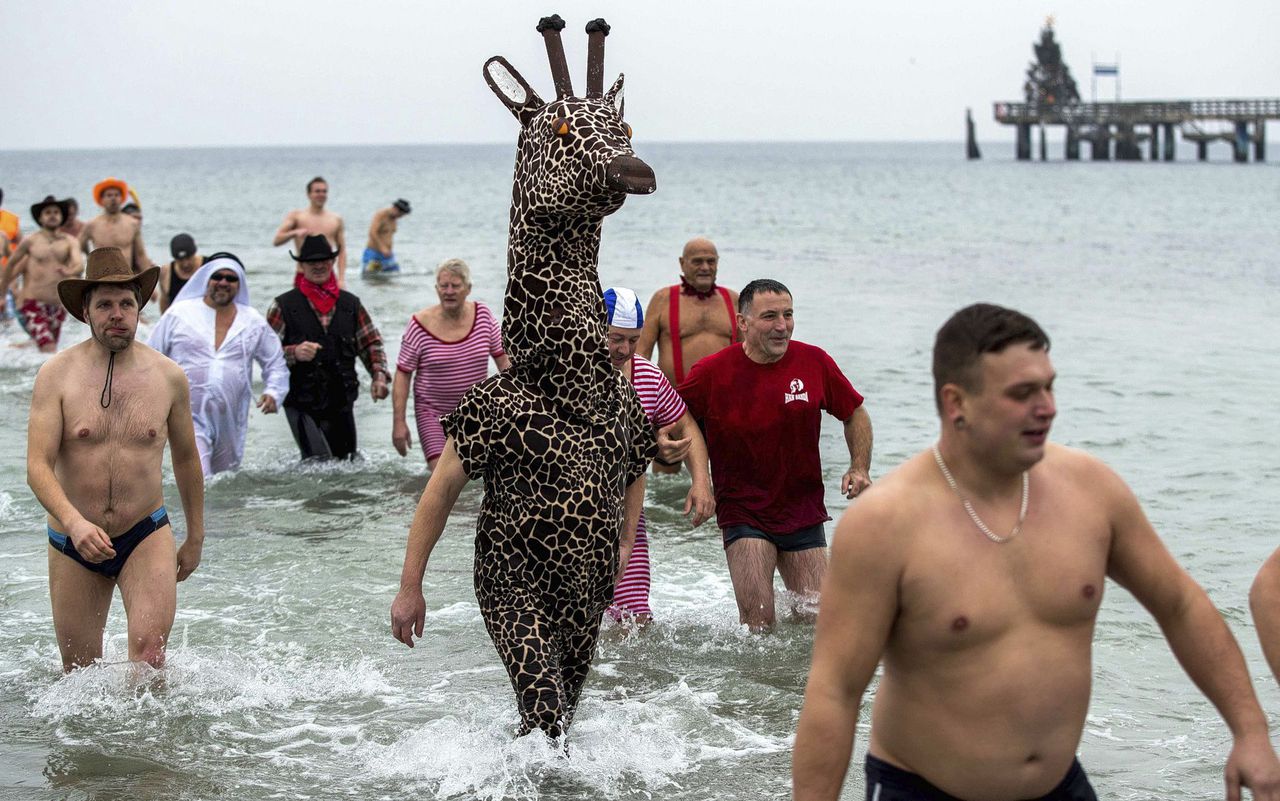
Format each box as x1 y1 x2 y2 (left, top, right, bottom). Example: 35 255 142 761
994 98 1280 126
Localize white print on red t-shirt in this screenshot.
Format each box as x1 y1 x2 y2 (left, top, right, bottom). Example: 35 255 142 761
785 378 809 404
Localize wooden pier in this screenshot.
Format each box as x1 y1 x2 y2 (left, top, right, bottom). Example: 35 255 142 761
993 98 1279 162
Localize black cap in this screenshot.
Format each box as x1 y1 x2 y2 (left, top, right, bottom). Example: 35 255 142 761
393 198 411 214
171 233 197 259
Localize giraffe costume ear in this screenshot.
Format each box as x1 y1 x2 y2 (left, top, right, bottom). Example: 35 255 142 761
484 56 546 125
605 74 624 118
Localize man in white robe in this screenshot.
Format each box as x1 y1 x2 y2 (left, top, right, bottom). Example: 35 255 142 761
149 253 288 476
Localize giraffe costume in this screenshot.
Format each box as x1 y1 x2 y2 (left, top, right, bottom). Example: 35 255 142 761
441 16 657 738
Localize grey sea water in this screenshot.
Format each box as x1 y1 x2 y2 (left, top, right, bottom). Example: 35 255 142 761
0 141 1277 800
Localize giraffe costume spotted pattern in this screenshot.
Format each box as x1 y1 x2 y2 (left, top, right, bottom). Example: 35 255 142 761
441 16 657 738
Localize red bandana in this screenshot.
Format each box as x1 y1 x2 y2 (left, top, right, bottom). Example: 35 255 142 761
296 271 340 315
679 275 717 300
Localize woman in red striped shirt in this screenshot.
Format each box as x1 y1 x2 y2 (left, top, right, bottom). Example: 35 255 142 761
603 287 715 625
392 259 510 469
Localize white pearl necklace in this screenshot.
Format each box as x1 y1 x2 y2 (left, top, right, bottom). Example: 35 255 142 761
931 445 1029 544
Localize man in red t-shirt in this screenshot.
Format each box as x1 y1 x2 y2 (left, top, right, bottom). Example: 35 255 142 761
678 278 872 630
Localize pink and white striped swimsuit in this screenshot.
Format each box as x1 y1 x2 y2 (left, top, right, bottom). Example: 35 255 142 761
610 355 687 619
396 303 505 462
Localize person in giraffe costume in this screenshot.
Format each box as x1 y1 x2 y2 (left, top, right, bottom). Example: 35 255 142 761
392 16 658 739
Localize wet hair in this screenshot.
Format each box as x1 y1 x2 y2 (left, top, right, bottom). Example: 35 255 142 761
306 176 327 193
738 279 792 313
0 189 4 205
436 257 472 287
932 303 1051 413
65 197 78 211
122 203 141 214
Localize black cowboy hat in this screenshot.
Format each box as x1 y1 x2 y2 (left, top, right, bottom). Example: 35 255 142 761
289 234 341 262
31 195 71 225
393 198 412 214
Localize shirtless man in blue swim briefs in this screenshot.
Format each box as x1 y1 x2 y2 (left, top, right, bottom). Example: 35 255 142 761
27 247 204 672
362 199 410 278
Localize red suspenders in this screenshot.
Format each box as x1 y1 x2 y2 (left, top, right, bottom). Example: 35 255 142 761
668 284 738 383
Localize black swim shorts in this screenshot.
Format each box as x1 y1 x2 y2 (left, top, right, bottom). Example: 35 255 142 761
721 522 826 552
864 754 1098 801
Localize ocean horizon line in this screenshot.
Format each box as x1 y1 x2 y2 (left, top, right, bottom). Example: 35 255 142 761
0 138 965 156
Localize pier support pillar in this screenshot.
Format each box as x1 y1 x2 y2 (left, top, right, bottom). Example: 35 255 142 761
965 108 981 160
1065 129 1080 160
1149 125 1159 161
1234 121 1249 162
1038 125 1047 161
1115 125 1142 160
1255 120 1266 162
1163 123 1176 161
1016 124 1032 161
1091 128 1111 160
1198 141 1208 161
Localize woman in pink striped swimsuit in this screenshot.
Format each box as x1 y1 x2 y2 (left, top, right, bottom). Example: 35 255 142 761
392 259 510 469
603 287 715 624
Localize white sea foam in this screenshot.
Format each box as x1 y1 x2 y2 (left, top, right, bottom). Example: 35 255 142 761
358 679 777 800
30 644 394 722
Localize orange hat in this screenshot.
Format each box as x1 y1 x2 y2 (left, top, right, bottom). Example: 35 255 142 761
93 178 129 206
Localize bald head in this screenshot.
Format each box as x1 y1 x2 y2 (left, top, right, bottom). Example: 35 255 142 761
679 237 720 292
682 237 717 260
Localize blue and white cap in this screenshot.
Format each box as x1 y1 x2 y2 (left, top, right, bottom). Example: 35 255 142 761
603 286 644 328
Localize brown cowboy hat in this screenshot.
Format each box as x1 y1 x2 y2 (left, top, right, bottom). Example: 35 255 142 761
92 177 130 206
31 195 71 226
59 247 160 322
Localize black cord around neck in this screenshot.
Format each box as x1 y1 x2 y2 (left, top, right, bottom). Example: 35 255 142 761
100 351 116 408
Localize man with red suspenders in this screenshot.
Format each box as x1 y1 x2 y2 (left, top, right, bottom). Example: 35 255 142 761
636 237 738 472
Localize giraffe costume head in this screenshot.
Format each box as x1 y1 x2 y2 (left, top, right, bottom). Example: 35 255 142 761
483 15 655 422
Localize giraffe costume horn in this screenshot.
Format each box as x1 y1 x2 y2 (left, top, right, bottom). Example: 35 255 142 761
536 14 574 99
584 18 610 98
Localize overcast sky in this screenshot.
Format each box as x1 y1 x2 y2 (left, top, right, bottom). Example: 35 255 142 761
5 0 1278 150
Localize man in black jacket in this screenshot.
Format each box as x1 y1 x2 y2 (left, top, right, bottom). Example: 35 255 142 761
266 235 389 459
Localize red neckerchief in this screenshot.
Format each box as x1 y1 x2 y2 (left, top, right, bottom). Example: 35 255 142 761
679 275 716 300
295 271 340 315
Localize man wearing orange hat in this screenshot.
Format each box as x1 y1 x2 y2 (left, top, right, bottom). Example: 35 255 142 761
0 196 82 352
79 178 152 274
27 247 204 673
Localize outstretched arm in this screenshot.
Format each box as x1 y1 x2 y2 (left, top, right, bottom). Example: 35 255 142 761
78 222 93 255
793 496 901 801
1250 548 1280 685
132 224 152 271
63 236 83 276
635 288 666 362
27 364 117 561
0 239 31 298
840 406 873 498
272 212 301 247
254 326 289 414
334 219 347 287
664 411 714 526
166 366 204 581
391 441 469 648
617 473 646 583
391 369 412 456
1106 465 1280 801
